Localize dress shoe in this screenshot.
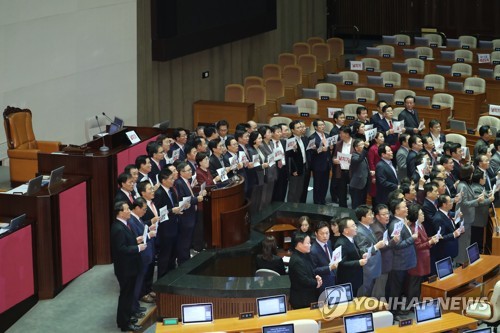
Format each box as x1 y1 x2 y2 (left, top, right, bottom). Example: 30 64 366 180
121 324 142 332
149 291 156 298
137 306 147 312
140 294 155 303
129 317 138 324
133 312 145 319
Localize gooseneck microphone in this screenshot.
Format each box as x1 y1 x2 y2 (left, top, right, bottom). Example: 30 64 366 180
96 115 110 152
102 112 120 126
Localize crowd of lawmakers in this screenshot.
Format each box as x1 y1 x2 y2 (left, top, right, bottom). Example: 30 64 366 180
110 95 500 330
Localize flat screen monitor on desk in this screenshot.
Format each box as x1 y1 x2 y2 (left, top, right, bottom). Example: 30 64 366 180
343 312 374 333
367 76 383 86
0 214 27 232
180 302 213 324
108 116 124 135
48 166 65 189
466 242 481 265
256 294 287 317
414 37 430 46
262 323 295 333
435 256 454 280
447 38 461 48
26 175 43 196
414 298 442 324
449 119 467 131
382 35 397 45
325 282 353 307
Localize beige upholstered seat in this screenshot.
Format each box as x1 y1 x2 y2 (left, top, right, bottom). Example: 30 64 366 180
463 280 500 330
278 53 297 69
312 43 335 77
339 71 359 84
454 49 473 63
415 46 433 58
343 103 364 119
307 36 325 47
315 83 337 99
432 93 454 110
458 35 477 49
244 76 263 91
477 116 500 132
269 116 292 127
405 58 425 73
355 87 376 101
463 77 486 93
265 78 286 115
392 107 404 118
245 85 269 123
361 58 380 71
380 71 401 86
451 63 472 77
493 39 500 50
298 54 318 88
393 89 416 104
326 37 345 70
394 34 411 45
424 74 445 90
295 98 318 115
224 84 244 102
445 133 467 147
490 51 500 64
282 65 303 102
262 64 281 80
293 42 310 57
378 45 395 57
423 33 443 46
494 64 500 77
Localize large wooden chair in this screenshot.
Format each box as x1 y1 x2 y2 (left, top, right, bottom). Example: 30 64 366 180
3 106 61 185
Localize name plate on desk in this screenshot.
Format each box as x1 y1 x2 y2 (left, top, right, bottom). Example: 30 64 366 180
399 318 413 327
493 61 500 65
357 98 367 103
453 72 461 77
162 318 178 325
465 89 474 94
320 96 329 100
366 67 374 72
457 58 465 62
385 83 393 88
462 260 470 269
398 42 406 46
300 112 310 117
383 54 390 58
239 311 254 320
346 115 355 121
396 101 404 106
426 86 434 91
310 301 324 310
344 81 353 85
496 76 500 81
428 275 437 283
432 104 441 109
462 45 470 49
409 70 417 74
419 56 428 60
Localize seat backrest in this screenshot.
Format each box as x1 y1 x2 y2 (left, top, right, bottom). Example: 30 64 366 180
343 103 364 118
311 43 331 63
245 85 266 106
405 58 425 72
278 53 297 68
265 78 285 99
491 51 500 62
445 133 466 146
424 74 445 90
85 114 109 142
373 311 394 329
379 45 395 57
394 89 416 104
282 65 302 85
295 98 318 114
464 77 486 93
254 268 280 277
423 33 443 46
293 42 310 57
339 71 359 83
432 93 454 109
393 107 404 118
451 63 472 76
361 58 380 71
493 39 500 50
281 319 319 333
269 116 292 127
381 71 401 86
307 36 325 47
327 37 344 56
298 54 317 73
495 64 500 77
477 116 500 132
244 76 264 90
355 88 376 101
263 64 281 80
394 34 411 45
490 280 500 308
224 84 245 102
415 46 433 58
315 83 337 99
3 106 37 150
458 35 477 49
455 49 473 62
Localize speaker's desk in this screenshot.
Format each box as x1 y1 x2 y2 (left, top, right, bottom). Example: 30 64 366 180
375 312 477 333
156 297 387 333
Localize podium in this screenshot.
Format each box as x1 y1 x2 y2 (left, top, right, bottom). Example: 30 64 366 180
203 178 249 248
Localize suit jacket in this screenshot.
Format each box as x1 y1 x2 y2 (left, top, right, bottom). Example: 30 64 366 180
247 146 265 186
407 223 432 276
376 118 398 145
288 250 319 309
375 160 398 203
388 217 416 271
349 149 370 190
422 198 438 236
470 182 492 227
452 159 461 180
310 240 336 292
396 146 409 180
432 210 459 260
371 113 384 126
259 142 278 183
114 188 134 206
128 214 154 266
110 219 142 278
334 235 363 293
370 220 394 274
406 149 418 178
168 142 186 161
288 136 308 176
148 158 165 184
174 177 199 228
456 181 479 226
333 139 354 179
153 185 179 238
398 108 420 134
209 154 226 179
354 223 382 280
308 132 331 172
474 138 489 157
445 173 458 197
490 152 500 174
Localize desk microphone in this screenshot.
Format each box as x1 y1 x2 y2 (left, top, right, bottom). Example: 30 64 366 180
95 115 110 152
102 112 120 127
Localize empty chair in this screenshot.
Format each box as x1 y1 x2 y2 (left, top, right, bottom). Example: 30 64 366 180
295 98 318 115
293 42 311 57
493 39 500 50
405 58 425 73
85 115 109 142
269 116 292 127
361 58 380 71
265 78 286 115
423 33 444 46
392 107 404 118
446 133 467 146
326 37 344 65
458 35 477 48
263 64 281 80
245 85 269 123
339 71 359 84
278 53 297 68
394 34 411 45
415 46 434 59
491 51 500 64
495 64 500 77
307 36 325 46
436 65 452 75
366 47 382 57
244 76 263 91
312 43 335 77
463 77 486 93
255 268 280 277
463 280 500 331
282 65 303 102
477 116 500 132
424 74 445 90
393 89 416 105
440 50 455 60
403 49 418 59
315 83 337 99
392 62 408 73
298 54 318 88
381 71 401 86
282 319 319 333
355 87 376 101
451 63 472 77
478 68 494 79
343 103 364 119
224 84 244 102
432 93 454 110
379 44 395 57
454 49 473 63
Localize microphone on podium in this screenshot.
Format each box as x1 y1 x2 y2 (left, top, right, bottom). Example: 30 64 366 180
95 115 110 152
102 112 120 127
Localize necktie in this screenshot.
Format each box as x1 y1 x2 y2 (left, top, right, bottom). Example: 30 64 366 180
389 120 393 129
126 222 132 231
128 192 134 203
323 244 330 260
167 188 173 204
321 133 327 148
149 201 158 217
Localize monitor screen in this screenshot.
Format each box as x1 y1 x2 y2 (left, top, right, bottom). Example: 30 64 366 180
403 49 418 58
414 298 442 324
435 257 454 280
447 38 461 48
382 36 397 45
366 47 382 56
414 37 430 46
466 242 480 264
26 175 43 196
464 328 493 333
392 63 408 73
109 116 124 135
262 323 295 333
256 294 287 317
9 214 27 231
449 119 467 131
48 166 65 189
339 90 356 100
325 283 353 307
415 96 431 107
367 76 383 86
343 312 374 333
181 303 213 324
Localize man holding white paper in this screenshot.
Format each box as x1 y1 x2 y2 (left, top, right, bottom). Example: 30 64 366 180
398 95 424 134
310 221 337 294
332 126 354 207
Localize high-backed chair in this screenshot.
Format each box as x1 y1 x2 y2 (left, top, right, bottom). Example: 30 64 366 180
493 39 500 50
477 116 500 132
295 98 318 115
458 35 478 49
424 74 445 90
454 49 473 63
269 116 292 127
298 54 318 88
464 77 486 93
244 76 264 91
326 37 345 70
405 58 425 73
293 42 311 57
361 58 380 71
315 83 337 99
85 114 109 142
343 103 364 119
432 93 455 110
312 43 335 77
446 133 467 147
423 33 443 46
463 280 500 331
282 65 303 102
451 63 472 77
3 106 61 184
339 71 359 84
224 84 245 102
378 45 395 57
393 107 404 118
281 319 319 333
394 34 411 45
307 36 325 47
415 46 434 58
491 51 500 64
381 71 401 86
393 89 416 104
278 53 297 69
265 78 286 115
355 88 376 101
495 64 500 77
245 85 269 123
262 64 281 80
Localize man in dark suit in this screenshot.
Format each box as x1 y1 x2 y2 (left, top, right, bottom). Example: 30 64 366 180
422 134 438 166
406 135 423 178
371 100 387 125
168 127 188 161
289 233 323 309
474 125 492 157
398 95 424 135
310 221 337 295
308 120 331 204
332 126 354 207
422 182 439 236
354 205 385 297
428 119 446 154
396 133 410 180
334 217 368 297
441 155 458 197
153 169 182 279
111 201 146 332
375 104 399 145
135 155 154 187
287 120 308 203
271 125 289 202
147 141 166 184
432 195 463 263
329 111 346 203
375 144 399 204
114 173 136 206
450 143 463 180
349 138 370 208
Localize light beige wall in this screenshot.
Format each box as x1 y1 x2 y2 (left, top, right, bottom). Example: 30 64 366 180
137 0 327 130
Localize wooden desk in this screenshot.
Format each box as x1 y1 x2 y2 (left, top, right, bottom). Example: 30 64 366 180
375 312 477 333
443 129 479 154
266 223 297 251
193 100 255 133
377 43 496 61
156 297 387 333
420 255 500 313
492 209 500 256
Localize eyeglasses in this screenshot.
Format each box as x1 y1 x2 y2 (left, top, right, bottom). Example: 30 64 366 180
182 168 192 173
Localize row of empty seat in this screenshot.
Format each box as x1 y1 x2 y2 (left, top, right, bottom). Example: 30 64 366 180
383 33 500 49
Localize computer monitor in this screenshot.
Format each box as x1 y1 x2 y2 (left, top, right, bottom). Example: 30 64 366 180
366 47 382 57
325 283 353 307
339 90 356 100
48 166 65 189
262 323 295 333
464 328 493 333
26 175 43 196
326 74 343 84
108 116 124 135
9 214 27 231
449 119 467 131
256 294 287 317
302 88 320 99
436 65 452 75
382 35 397 45
466 242 481 265
447 38 461 48
415 96 431 107
478 68 494 79
181 303 213 324
414 37 430 46
414 298 442 324
440 50 455 60
478 40 493 50
343 312 374 333
367 76 383 86
281 105 299 115
448 81 464 92
377 93 394 104
435 256 454 280
408 78 425 89
403 49 418 58
392 63 408 73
